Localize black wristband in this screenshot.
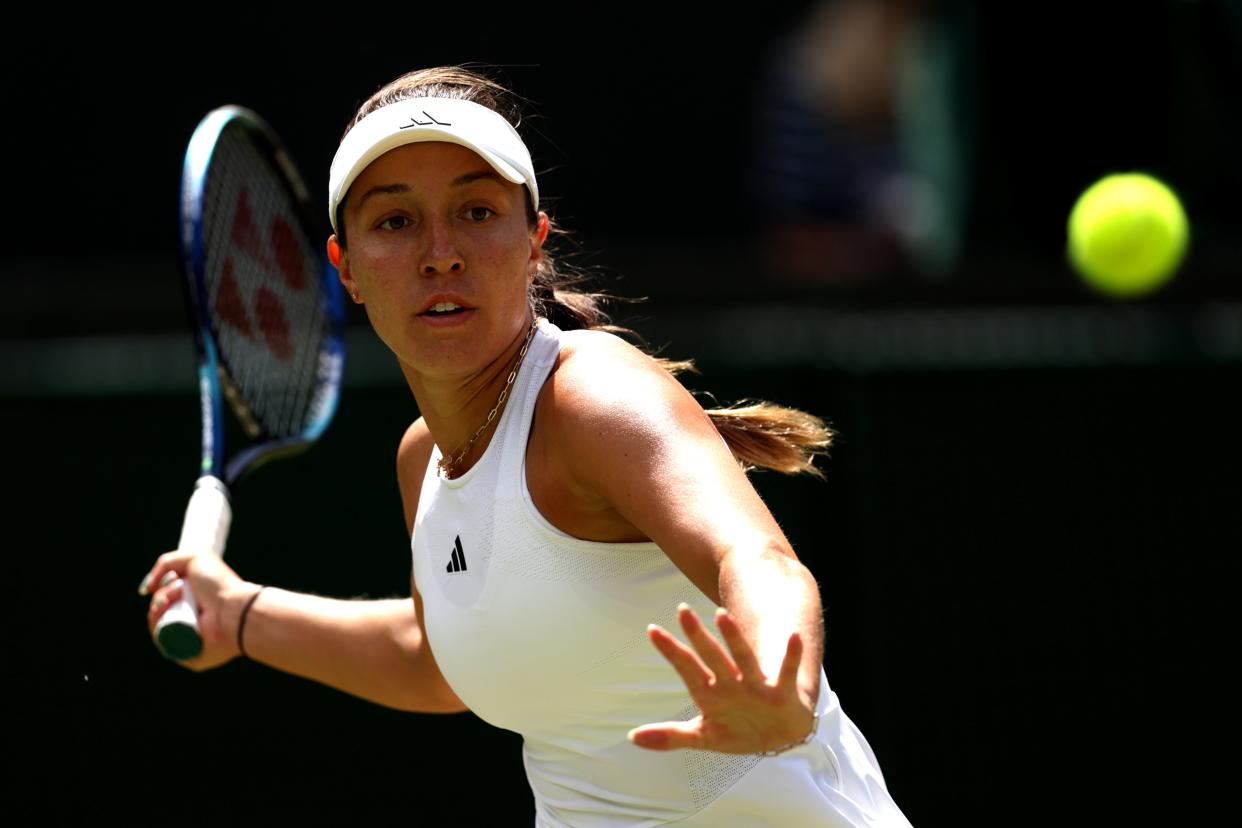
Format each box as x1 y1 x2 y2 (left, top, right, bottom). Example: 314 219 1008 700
237 586 266 658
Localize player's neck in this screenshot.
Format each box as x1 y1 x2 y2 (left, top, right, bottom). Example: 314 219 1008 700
404 322 534 476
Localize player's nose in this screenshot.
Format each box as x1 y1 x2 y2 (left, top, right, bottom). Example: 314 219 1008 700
421 217 464 276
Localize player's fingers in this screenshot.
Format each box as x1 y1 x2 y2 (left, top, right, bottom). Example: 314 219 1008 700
138 550 194 595
776 631 804 691
647 623 713 692
627 719 705 752
147 579 184 627
677 604 740 682
713 608 764 680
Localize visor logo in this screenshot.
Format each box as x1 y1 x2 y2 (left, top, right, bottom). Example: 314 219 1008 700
401 112 452 128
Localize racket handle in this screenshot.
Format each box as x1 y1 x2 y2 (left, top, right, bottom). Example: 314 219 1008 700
154 476 232 660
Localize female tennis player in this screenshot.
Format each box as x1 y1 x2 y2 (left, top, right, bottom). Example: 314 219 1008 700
142 66 912 826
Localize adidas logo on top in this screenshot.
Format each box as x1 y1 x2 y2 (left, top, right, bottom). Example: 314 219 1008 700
446 535 468 573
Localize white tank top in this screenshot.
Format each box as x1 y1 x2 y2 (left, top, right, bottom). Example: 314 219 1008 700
411 320 911 827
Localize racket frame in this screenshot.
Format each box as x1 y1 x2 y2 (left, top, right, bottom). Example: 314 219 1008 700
155 106 344 660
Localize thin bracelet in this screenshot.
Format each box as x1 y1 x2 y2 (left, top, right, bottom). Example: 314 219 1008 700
236 585 267 658
763 711 820 757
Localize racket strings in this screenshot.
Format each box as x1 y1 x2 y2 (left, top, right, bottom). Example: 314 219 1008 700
200 128 328 440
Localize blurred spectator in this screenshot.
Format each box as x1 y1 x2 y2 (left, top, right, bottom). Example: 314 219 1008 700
750 0 976 286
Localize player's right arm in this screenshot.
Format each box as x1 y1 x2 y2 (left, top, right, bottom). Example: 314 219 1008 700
141 417 467 714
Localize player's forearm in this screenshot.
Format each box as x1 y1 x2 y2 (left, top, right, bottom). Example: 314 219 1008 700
718 545 824 706
224 586 466 713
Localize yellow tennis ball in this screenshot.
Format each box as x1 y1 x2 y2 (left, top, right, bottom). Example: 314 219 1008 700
1067 173 1189 298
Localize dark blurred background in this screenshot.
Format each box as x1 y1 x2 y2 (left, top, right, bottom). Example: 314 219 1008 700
6 2 1240 824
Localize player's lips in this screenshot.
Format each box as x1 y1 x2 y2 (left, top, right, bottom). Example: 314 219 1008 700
417 293 474 315
417 293 476 327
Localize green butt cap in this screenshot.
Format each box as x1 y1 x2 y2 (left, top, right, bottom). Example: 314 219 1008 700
158 622 203 661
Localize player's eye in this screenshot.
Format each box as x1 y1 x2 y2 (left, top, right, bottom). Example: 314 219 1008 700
465 206 494 222
377 215 410 231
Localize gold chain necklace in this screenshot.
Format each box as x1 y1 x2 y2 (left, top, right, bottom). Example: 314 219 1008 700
437 317 541 478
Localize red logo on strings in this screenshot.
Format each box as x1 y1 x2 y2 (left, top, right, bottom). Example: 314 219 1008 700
215 260 253 339
254 287 292 360
213 186 307 360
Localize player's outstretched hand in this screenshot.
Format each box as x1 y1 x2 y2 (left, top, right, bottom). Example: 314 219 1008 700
139 551 258 671
629 604 816 755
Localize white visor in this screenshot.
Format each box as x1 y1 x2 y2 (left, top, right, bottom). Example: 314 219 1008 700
328 97 539 234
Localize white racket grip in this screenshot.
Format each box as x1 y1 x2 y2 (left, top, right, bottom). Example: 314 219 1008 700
154 476 232 659
177 475 233 559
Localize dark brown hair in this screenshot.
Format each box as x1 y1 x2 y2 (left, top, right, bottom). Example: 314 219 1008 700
338 65 833 476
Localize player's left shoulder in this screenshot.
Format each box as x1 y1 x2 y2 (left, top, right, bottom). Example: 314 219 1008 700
547 328 696 425
555 327 651 372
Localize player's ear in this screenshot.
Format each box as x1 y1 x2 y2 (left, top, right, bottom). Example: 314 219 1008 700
528 213 549 283
328 235 361 304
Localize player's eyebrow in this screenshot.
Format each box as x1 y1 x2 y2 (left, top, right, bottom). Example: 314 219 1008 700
355 183 410 210
355 171 506 210
450 170 506 188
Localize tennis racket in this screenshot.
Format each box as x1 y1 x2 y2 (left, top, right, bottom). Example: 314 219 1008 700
153 105 345 660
